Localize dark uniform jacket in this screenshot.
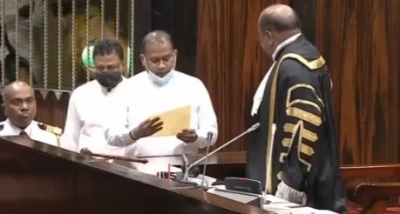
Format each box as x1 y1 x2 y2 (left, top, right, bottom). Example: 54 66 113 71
247 35 347 214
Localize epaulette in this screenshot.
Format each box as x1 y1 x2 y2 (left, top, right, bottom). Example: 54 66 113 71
280 53 326 70
38 123 63 136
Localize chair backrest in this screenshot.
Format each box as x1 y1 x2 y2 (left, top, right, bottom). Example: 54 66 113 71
341 164 400 179
341 164 400 214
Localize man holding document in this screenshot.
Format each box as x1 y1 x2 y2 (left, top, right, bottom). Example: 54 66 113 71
105 30 218 174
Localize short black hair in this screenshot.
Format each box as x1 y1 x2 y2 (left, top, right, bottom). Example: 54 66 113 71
4 54 30 83
141 30 175 53
259 12 300 33
92 39 124 61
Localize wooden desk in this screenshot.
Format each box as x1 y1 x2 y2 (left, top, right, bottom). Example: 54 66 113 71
140 152 400 213
144 152 247 179
0 137 266 214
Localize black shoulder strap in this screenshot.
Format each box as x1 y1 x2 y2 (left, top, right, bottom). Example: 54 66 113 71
280 53 326 70
38 123 63 136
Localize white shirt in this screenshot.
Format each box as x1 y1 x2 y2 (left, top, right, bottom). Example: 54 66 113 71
105 71 218 174
60 79 128 156
251 33 302 116
0 119 58 146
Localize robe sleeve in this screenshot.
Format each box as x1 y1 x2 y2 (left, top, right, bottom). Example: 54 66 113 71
191 80 218 148
274 59 324 202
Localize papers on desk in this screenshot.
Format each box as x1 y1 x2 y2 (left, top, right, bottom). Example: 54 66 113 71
135 162 182 175
187 176 217 187
207 186 338 214
263 202 337 214
152 106 191 137
262 194 338 214
263 205 338 214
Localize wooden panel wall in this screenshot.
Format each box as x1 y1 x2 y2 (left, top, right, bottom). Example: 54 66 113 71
315 0 400 164
35 93 68 128
196 0 400 164
196 0 288 152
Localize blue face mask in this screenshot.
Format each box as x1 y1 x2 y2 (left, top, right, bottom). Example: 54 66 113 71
143 54 176 86
147 70 175 86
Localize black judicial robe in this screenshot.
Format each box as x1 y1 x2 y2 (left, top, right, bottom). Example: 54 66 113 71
247 35 347 214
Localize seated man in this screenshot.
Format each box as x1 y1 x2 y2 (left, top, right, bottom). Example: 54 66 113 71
105 30 218 175
0 81 58 146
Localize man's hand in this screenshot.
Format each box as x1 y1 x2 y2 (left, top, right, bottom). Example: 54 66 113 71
176 129 198 143
131 117 163 139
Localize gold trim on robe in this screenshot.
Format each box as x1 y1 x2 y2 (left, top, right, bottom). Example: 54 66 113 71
265 53 326 193
286 83 325 108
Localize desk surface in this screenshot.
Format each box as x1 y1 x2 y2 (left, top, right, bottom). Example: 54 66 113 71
143 151 247 166
0 137 267 214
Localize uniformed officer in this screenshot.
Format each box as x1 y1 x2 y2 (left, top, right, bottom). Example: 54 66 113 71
0 80 60 146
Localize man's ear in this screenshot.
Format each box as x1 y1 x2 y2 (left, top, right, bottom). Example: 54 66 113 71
173 49 178 58
140 54 146 67
265 30 273 45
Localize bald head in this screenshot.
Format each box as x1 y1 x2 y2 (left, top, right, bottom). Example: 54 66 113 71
2 81 34 102
2 81 36 129
258 4 300 33
141 30 174 54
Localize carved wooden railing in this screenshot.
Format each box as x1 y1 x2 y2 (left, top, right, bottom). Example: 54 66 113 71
341 165 400 214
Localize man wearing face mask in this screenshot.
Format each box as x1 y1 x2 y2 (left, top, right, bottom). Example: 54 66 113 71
61 39 161 156
247 4 346 214
105 31 218 175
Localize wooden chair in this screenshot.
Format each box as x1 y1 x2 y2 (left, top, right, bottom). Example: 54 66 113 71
341 165 400 214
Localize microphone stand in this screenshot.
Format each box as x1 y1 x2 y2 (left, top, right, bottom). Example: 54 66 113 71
181 123 260 182
200 133 213 188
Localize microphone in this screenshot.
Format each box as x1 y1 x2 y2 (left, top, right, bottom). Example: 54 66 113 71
206 131 213 143
181 123 260 182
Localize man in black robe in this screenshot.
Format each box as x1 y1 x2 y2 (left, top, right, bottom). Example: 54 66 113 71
246 4 347 213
